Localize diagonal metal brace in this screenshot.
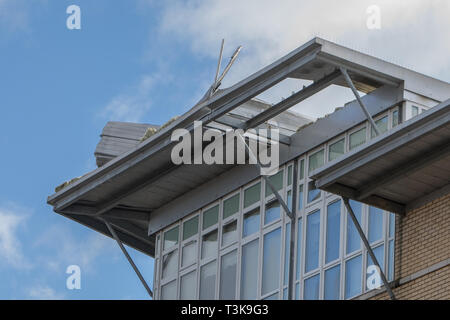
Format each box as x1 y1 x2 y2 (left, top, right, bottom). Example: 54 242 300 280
102 218 153 299
340 67 381 136
342 197 395 300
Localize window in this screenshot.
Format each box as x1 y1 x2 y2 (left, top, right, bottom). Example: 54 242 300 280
241 239 259 299
161 280 176 299
164 226 179 250
243 207 260 237
389 213 395 238
180 271 196 299
265 200 280 225
328 139 345 161
283 223 290 287
305 210 320 273
223 194 239 219
265 170 283 197
287 190 292 212
299 159 305 180
288 165 293 186
183 216 198 240
304 274 320 300
388 240 394 281
203 205 219 230
345 255 362 299
220 250 237 299
308 149 324 173
392 110 399 127
411 105 419 117
201 230 218 259
346 200 362 254
298 184 304 210
222 220 237 247
200 260 216 299
366 245 384 290
325 201 341 264
324 265 340 300
307 180 321 203
368 206 383 243
349 127 366 150
162 250 178 279
296 218 303 280
181 241 197 267
244 183 261 208
262 228 282 295
371 116 388 138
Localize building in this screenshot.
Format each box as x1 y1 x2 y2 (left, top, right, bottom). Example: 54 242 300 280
47 38 450 300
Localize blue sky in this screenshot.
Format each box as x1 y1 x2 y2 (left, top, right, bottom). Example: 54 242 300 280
0 0 449 299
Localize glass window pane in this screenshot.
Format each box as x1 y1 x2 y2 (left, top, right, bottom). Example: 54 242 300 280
180 271 196 300
283 288 288 300
296 218 303 280
329 139 345 161
371 116 388 138
162 249 178 279
392 110 399 127
298 184 304 210
284 223 290 286
288 165 293 186
199 260 216 300
223 194 239 219
220 250 237 299
346 200 362 254
161 280 176 300
324 265 340 300
244 182 261 208
243 207 260 238
307 180 321 203
203 205 219 230
366 244 385 290
326 201 341 264
263 292 278 300
295 282 300 299
299 159 305 180
388 240 394 281
182 241 197 267
305 210 320 273
265 170 283 197
304 274 320 300
368 206 383 243
262 228 281 295
240 239 259 299
287 190 292 212
183 216 198 241
411 105 419 117
265 200 280 225
345 255 362 299
308 149 324 173
201 229 218 259
349 128 366 150
164 226 179 250
222 220 237 247
389 213 395 238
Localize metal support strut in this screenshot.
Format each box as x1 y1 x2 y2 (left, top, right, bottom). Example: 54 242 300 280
340 67 381 136
102 218 154 299
342 197 395 300
236 132 297 299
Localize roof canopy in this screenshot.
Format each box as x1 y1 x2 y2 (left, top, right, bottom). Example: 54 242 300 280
311 99 450 214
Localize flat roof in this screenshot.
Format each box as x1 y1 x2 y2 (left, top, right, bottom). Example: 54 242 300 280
311 98 450 214
47 37 450 256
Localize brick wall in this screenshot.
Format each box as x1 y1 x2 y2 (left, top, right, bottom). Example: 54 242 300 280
370 193 450 300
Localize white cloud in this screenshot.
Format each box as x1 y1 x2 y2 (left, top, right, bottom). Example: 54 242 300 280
0 206 31 269
27 285 64 300
155 0 450 117
100 74 161 123
33 224 116 274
